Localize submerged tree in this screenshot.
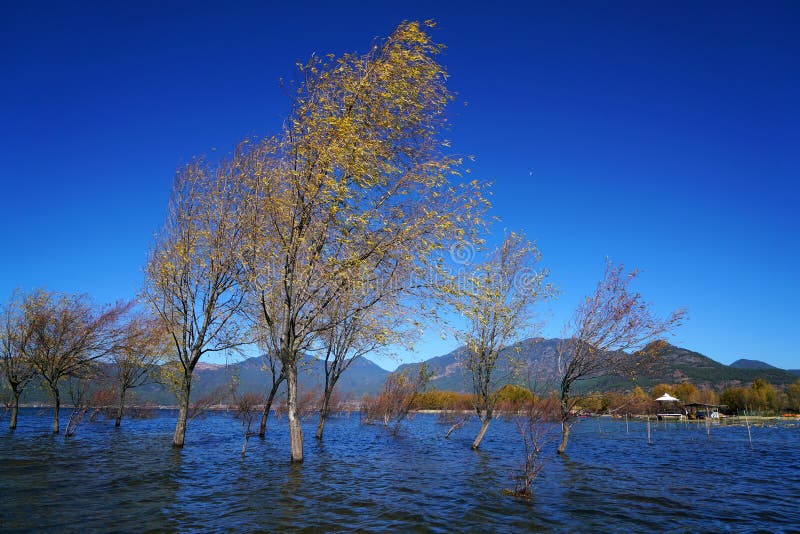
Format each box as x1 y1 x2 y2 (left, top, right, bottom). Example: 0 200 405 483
362 365 431 435
256 343 285 438
110 311 168 427
556 261 684 454
0 291 37 430
63 370 96 438
506 395 555 498
243 198 286 439
243 20 487 462
233 390 262 456
452 232 552 449
23 290 129 434
144 156 248 447
314 271 408 441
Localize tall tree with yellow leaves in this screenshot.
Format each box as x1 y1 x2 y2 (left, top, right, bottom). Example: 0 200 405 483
243 21 487 462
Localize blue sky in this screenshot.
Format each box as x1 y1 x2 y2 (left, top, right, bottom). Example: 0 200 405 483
1 1 798 370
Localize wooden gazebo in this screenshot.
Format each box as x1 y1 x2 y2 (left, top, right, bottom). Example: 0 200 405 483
655 392 686 420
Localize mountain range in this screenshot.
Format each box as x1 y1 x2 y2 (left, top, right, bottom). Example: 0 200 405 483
730 358 800 377
396 338 799 394
8 339 797 405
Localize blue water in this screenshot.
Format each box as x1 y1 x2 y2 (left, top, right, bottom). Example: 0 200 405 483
1 409 798 531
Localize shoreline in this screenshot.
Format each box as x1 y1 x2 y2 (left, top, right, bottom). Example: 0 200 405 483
11 405 800 422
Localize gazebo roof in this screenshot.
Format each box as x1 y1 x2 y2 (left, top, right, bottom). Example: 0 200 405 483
655 393 680 402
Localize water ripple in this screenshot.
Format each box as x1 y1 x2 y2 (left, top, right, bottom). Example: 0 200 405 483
1 410 799 531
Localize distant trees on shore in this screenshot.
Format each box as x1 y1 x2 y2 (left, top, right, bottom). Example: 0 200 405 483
400 378 798 416
720 378 787 415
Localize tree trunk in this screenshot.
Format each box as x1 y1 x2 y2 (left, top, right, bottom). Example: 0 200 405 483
258 378 282 438
51 386 60 434
445 416 468 439
471 415 492 449
115 388 126 427
173 374 191 448
316 392 330 441
557 418 570 454
286 363 303 463
258 399 271 438
9 391 20 430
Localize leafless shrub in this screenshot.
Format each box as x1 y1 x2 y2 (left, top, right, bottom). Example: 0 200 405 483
506 397 556 498
361 365 430 435
64 374 94 438
298 388 319 420
188 384 230 421
234 391 262 456
87 388 117 422
126 404 158 419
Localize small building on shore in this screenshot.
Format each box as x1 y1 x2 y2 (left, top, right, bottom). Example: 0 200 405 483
683 402 725 419
655 392 686 420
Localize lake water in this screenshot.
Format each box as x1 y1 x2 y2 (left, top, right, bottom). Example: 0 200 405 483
1 409 798 532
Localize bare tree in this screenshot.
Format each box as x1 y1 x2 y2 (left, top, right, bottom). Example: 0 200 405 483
556 261 685 454
314 281 407 440
452 232 552 449
144 156 248 447
0 291 37 430
297 385 319 419
87 387 118 422
233 391 262 456
506 396 555 498
23 290 129 434
243 21 487 462
188 384 232 420
64 371 95 438
361 365 430 435
110 311 168 427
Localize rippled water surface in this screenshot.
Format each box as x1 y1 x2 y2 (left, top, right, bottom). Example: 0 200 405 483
2 409 799 531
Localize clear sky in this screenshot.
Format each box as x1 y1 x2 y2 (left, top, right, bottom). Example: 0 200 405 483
1 1 798 370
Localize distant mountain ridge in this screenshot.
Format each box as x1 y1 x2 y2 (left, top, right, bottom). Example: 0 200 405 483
7 339 797 405
184 355 390 400
397 339 798 394
11 355 390 406
395 337 563 392
730 358 780 370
